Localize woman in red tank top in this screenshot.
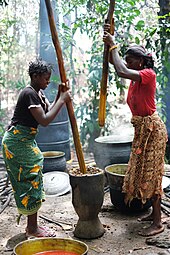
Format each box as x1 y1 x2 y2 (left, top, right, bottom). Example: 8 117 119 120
103 24 167 237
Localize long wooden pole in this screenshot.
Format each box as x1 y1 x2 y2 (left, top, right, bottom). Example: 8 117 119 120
45 0 86 174
98 0 115 127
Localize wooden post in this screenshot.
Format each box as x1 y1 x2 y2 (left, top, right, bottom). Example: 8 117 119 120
98 0 115 127
45 0 86 174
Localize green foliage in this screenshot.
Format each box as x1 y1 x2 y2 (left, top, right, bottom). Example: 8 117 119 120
0 0 39 136
59 0 169 152
0 109 5 136
0 0 39 90
60 0 148 151
74 42 103 151
141 10 170 121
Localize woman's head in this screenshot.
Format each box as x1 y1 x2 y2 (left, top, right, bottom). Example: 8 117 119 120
125 45 154 70
28 58 53 78
28 58 53 90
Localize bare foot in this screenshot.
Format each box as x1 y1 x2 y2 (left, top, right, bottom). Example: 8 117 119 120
25 226 56 237
138 224 164 237
137 213 153 222
138 214 166 223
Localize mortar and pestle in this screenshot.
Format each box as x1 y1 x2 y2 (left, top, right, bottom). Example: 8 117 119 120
45 0 105 239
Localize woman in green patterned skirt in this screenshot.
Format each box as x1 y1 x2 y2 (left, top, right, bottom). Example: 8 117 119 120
2 59 71 237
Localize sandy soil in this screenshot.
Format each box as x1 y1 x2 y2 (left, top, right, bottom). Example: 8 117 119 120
1 172 170 255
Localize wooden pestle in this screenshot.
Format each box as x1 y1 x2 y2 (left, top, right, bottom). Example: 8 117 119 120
45 0 86 174
98 0 115 127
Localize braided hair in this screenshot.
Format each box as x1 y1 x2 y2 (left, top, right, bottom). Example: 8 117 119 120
28 58 53 78
125 45 154 69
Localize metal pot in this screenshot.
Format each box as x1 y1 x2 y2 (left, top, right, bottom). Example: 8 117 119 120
93 135 133 170
42 151 66 173
105 164 152 213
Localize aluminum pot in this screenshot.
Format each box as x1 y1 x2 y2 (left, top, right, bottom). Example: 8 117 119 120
93 135 133 170
42 151 66 173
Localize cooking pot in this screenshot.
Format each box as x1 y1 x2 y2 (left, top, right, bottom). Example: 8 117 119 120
105 164 152 213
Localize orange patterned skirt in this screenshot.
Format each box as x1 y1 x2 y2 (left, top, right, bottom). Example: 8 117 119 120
122 112 167 205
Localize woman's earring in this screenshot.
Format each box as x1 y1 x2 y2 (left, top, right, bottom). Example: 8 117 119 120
139 63 142 67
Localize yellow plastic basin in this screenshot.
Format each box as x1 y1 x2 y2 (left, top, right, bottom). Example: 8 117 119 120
13 238 88 255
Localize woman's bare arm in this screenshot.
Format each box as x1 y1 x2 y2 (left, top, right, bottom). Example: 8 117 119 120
103 26 141 82
30 90 71 126
109 47 141 81
47 81 70 110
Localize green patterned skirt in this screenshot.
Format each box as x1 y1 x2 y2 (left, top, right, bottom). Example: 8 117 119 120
2 125 45 215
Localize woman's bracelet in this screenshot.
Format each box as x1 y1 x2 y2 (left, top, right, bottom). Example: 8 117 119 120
109 45 118 52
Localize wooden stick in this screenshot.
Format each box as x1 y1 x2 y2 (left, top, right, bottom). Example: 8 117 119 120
161 204 170 216
0 193 12 214
98 0 115 127
45 0 86 174
0 181 7 187
40 215 72 226
39 215 73 230
161 199 170 208
0 187 12 197
0 177 7 184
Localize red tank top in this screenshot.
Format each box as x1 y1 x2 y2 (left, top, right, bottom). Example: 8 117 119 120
127 68 156 116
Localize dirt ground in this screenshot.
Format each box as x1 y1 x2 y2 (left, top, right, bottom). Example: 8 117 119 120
1 157 170 255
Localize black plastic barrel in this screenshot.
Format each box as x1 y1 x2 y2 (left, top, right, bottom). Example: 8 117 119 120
38 0 71 160
36 106 71 160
